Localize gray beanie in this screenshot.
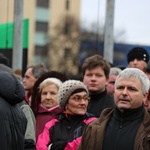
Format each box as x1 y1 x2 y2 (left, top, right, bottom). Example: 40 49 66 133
58 80 88 110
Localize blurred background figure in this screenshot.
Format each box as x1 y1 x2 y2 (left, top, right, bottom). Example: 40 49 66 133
127 47 149 72
106 67 122 96
0 52 10 66
23 63 48 106
36 80 96 150
143 88 150 112
145 61 150 80
13 68 22 81
0 71 27 150
0 52 12 73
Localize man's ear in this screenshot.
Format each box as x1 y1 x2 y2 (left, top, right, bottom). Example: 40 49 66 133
105 78 109 86
143 93 148 103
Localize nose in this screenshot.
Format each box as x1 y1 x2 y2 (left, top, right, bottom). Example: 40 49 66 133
46 93 51 99
122 87 128 95
22 78 25 83
132 59 138 64
91 75 96 80
80 98 88 105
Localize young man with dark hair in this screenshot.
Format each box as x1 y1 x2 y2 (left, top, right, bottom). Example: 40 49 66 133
82 54 114 117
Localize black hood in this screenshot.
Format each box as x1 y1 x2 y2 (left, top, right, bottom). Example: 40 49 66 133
0 71 25 105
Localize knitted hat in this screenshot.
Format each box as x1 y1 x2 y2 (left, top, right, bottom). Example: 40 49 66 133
58 80 88 110
127 47 149 63
39 78 62 92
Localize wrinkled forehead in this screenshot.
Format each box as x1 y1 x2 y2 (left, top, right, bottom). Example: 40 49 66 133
115 76 142 86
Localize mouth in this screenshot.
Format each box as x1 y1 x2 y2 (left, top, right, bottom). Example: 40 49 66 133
90 84 97 87
118 99 130 103
78 107 86 110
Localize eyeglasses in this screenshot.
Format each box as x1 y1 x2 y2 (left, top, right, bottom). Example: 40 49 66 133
70 95 90 102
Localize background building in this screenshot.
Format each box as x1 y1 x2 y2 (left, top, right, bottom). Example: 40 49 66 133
0 0 80 75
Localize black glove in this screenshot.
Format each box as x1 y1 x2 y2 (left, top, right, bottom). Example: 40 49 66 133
51 141 67 150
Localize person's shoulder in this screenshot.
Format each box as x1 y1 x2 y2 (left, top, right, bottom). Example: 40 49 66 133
85 112 95 118
105 92 114 99
105 93 115 104
0 64 12 73
83 113 97 123
45 117 60 129
88 108 114 126
101 107 114 115
50 105 62 114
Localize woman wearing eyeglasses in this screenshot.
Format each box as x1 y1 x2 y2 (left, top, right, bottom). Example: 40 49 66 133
36 80 96 150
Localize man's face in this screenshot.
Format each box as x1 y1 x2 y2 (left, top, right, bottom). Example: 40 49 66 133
83 66 107 93
114 76 147 112
23 68 37 91
106 74 117 96
128 59 147 71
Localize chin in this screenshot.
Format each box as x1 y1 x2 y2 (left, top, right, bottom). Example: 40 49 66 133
76 111 86 115
117 104 129 110
89 89 99 93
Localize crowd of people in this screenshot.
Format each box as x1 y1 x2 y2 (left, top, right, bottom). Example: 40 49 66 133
0 46 150 150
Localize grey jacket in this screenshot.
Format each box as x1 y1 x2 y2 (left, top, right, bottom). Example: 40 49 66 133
20 101 36 150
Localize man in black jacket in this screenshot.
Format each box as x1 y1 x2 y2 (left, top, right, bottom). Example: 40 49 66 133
78 68 150 150
82 54 115 117
0 71 27 150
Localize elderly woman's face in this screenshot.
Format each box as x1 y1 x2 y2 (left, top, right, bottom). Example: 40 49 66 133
41 83 59 109
65 91 89 115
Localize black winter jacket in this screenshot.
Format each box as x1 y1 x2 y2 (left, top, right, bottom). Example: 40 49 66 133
88 90 115 117
0 71 27 150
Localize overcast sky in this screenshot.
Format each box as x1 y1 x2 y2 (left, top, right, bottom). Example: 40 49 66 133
80 0 150 46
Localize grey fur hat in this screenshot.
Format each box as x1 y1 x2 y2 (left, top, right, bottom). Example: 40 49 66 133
58 80 88 110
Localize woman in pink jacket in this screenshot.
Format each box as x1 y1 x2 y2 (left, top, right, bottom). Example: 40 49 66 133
36 80 96 150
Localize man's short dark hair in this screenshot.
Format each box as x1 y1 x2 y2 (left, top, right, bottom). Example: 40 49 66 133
82 54 111 79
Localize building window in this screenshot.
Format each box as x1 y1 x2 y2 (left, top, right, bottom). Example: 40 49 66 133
37 0 49 8
36 21 48 32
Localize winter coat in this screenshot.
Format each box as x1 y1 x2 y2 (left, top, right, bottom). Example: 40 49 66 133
19 100 36 150
0 71 27 150
78 107 150 150
36 113 96 150
36 105 62 139
88 90 115 117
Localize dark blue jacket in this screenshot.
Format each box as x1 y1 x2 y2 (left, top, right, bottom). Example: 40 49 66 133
0 71 27 150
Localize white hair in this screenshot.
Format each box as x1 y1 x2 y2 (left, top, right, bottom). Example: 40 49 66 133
109 67 122 76
39 78 62 92
115 68 150 94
